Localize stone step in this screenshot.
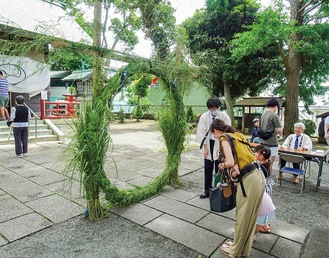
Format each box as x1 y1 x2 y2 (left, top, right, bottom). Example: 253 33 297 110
0 119 61 144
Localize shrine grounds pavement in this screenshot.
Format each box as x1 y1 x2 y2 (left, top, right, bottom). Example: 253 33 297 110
0 119 328 258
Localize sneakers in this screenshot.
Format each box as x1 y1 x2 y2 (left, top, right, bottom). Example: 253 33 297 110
199 192 209 199
292 177 299 184
16 153 28 157
277 173 284 180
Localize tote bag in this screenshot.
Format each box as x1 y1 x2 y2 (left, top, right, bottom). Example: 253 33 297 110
209 172 236 212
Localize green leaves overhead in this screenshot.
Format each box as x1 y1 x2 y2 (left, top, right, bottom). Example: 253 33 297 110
182 0 275 101
231 5 292 59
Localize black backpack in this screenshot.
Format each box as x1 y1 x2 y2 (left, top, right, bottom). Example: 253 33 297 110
318 118 326 138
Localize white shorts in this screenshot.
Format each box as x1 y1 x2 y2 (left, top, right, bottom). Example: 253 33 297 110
269 146 278 157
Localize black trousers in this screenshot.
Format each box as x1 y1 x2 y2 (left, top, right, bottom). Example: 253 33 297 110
280 159 300 170
280 157 311 176
204 140 219 192
13 127 28 155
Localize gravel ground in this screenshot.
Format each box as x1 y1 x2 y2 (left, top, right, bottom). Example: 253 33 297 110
179 152 329 231
0 213 201 258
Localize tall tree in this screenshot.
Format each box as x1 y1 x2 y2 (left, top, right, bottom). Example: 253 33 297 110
182 0 278 122
231 0 329 135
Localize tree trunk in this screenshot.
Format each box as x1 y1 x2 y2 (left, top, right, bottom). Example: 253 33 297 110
223 82 234 126
283 0 304 136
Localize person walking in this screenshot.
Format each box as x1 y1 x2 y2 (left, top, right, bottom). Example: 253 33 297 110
259 98 283 176
10 95 31 157
210 119 265 258
0 71 10 121
195 97 231 198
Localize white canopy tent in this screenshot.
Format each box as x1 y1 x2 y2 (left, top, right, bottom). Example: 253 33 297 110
0 55 50 98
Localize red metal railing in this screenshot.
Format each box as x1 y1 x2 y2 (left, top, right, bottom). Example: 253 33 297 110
40 99 80 119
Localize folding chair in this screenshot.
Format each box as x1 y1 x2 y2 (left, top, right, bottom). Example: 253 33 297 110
278 153 308 195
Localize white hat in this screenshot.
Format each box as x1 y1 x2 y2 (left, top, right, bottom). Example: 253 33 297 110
252 118 259 123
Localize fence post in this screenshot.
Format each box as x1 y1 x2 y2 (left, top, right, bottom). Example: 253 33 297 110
40 99 45 119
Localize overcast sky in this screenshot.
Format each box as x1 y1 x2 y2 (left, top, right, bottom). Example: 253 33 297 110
132 0 272 58
169 0 205 24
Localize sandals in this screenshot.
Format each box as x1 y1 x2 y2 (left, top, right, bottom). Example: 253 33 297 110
259 225 271 233
220 241 234 256
220 244 231 256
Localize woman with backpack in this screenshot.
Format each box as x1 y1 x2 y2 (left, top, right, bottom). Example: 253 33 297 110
210 119 265 258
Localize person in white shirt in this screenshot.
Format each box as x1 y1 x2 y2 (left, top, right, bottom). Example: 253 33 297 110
195 97 231 198
278 122 312 184
324 116 329 145
324 116 329 163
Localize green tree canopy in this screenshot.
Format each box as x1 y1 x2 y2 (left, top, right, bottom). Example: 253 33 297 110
231 0 329 134
182 0 278 120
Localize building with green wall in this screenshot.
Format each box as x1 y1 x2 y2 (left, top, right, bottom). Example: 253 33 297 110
147 82 211 116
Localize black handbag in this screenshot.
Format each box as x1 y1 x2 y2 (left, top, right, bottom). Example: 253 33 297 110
209 172 236 213
258 128 275 140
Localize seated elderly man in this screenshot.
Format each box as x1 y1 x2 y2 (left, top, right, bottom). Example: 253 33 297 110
278 122 312 184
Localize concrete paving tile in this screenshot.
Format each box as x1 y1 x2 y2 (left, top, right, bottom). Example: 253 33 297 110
161 187 198 202
187 196 211 210
25 194 83 223
127 176 154 187
25 151 62 165
270 220 309 244
41 160 67 172
111 203 162 225
210 246 276 258
18 167 64 186
0 195 32 222
178 164 201 176
145 214 225 257
105 164 145 181
0 170 26 188
108 178 133 190
1 181 53 203
270 237 302 258
197 213 235 239
215 208 236 220
0 212 52 242
144 195 209 223
136 166 166 178
0 235 8 247
1 158 33 171
253 233 279 253
44 179 83 200
187 197 236 220
0 190 5 196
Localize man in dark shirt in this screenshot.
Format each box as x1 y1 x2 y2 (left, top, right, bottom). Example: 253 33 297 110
259 98 283 176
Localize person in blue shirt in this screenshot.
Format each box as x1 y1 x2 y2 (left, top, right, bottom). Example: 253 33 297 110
0 71 10 121
250 118 260 143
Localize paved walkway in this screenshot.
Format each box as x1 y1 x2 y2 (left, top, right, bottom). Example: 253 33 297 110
0 121 326 257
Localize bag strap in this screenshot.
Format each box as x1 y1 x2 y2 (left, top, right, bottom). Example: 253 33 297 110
220 133 247 197
259 114 275 135
199 129 210 149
